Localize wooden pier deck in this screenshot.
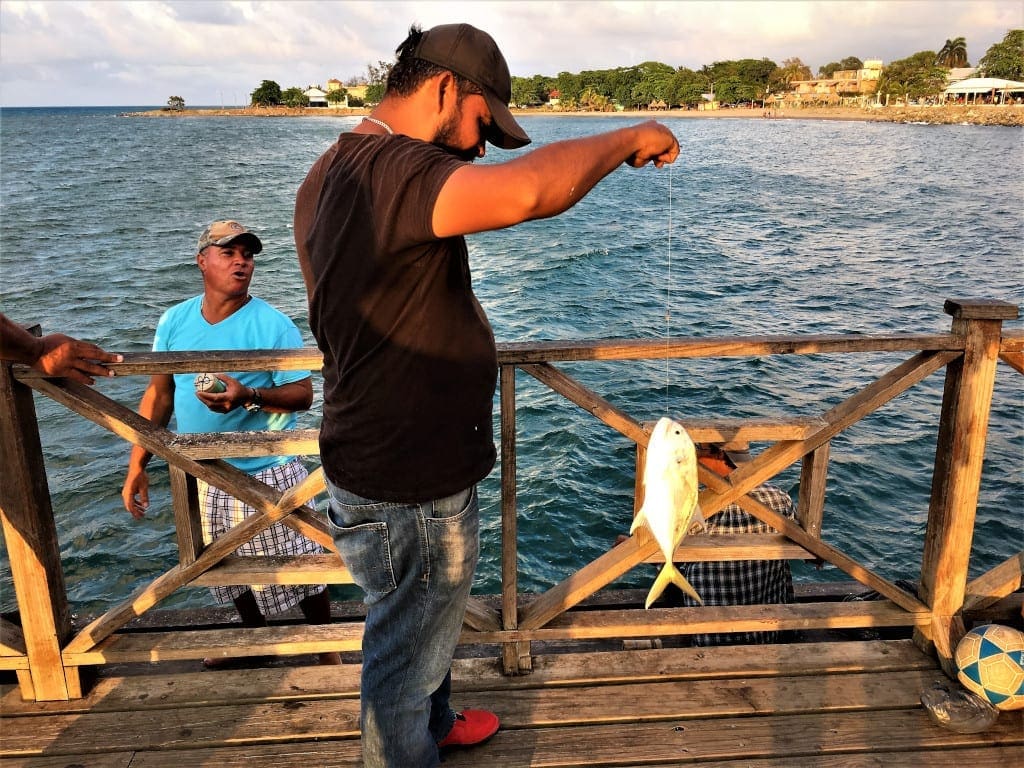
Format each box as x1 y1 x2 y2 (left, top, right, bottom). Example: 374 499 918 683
2 634 1021 767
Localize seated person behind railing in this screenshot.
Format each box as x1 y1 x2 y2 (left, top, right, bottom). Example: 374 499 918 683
669 441 796 646
120 220 339 667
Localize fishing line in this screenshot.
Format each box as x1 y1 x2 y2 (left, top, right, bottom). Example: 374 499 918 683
663 160 673 411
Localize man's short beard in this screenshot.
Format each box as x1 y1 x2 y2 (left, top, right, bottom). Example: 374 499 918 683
432 103 479 162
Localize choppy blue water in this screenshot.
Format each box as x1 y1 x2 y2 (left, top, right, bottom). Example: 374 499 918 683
1 106 1021 613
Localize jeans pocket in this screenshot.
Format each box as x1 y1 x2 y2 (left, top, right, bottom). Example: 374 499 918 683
331 519 397 601
423 487 479 589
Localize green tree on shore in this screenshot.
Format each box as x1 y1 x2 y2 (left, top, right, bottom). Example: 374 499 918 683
877 51 947 101
936 37 969 68
977 29 1024 80
363 60 392 105
250 80 282 106
326 88 348 106
281 87 310 108
166 95 185 111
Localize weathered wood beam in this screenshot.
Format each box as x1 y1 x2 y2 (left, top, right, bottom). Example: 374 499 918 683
917 298 1018 677
499 333 961 364
0 364 76 700
963 552 1024 613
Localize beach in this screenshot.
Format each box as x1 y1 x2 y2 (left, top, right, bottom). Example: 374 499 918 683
127 103 1024 126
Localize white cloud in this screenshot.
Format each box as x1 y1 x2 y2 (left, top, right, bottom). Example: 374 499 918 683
1 0 1021 106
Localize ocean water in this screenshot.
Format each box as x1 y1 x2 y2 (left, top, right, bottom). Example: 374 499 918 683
1 106 1021 613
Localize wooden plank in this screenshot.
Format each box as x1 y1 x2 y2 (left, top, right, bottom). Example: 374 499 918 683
9 335 964 382
446 669 948 726
62 623 366 666
440 709 1024 767
13 348 325 379
0 664 363 715
644 534 810 562
499 364 529 674
643 417 828 442
999 350 1024 375
123 743 363 768
471 601 929 645
0 364 73 701
0 754 135 768
797 440 829 538
463 597 501 633
919 310 1007 673
0 699 361 756
171 429 320 459
497 333 961 364
0 640 936 715
943 297 1019 321
189 554 352 586
963 551 1023 612
170 465 203 566
616 747 1024 768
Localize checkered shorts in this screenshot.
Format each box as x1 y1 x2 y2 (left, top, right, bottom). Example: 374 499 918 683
198 458 327 616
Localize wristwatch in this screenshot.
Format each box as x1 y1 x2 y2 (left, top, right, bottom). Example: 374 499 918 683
244 386 263 414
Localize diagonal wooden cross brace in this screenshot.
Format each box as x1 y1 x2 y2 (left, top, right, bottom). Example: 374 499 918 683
21 378 336 652
518 350 953 631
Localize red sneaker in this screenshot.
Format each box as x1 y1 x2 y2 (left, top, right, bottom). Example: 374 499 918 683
437 709 500 748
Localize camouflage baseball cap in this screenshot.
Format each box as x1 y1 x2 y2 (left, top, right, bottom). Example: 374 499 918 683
196 220 263 254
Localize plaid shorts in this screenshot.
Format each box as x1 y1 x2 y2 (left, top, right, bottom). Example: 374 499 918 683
198 458 327 616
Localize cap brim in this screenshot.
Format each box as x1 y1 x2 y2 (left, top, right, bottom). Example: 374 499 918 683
723 449 752 464
482 90 530 149
216 232 263 254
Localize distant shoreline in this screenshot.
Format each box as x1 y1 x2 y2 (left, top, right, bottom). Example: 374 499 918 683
122 103 1024 127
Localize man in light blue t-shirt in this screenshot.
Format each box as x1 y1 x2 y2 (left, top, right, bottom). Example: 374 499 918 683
121 220 339 667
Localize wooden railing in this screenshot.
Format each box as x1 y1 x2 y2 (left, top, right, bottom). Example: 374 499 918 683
1 298 1021 700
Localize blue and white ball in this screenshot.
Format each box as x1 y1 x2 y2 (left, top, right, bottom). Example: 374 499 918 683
955 623 1024 710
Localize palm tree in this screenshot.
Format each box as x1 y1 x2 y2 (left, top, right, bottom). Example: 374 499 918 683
937 37 969 68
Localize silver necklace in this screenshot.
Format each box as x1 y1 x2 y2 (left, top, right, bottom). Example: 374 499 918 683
364 116 393 134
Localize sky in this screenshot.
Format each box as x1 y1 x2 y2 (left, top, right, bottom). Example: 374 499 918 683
1 0 1022 107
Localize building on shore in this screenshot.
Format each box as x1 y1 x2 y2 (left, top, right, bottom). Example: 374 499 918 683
781 60 883 107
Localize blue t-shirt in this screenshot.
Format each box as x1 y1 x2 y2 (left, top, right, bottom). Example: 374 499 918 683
153 295 309 473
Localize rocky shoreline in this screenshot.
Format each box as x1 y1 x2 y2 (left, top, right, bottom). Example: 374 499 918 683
124 103 1024 127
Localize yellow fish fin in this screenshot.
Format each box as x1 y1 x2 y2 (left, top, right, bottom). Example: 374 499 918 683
644 562 704 609
629 511 648 537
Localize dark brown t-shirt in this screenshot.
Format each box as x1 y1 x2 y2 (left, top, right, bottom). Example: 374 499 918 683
296 133 497 502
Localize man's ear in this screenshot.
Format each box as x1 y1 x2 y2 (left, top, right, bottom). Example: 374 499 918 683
433 71 457 113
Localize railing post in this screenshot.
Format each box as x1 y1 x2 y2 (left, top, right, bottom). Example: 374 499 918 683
0 362 79 700
797 441 830 540
916 298 1019 677
499 364 530 674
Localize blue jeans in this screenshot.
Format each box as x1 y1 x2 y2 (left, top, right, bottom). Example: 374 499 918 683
325 479 480 768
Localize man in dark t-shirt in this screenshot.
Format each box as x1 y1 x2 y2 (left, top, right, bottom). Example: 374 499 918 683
295 22 679 767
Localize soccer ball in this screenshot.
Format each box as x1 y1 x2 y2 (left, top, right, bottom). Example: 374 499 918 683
954 623 1024 710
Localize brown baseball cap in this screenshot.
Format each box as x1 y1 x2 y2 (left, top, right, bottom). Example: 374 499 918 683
196 220 263 254
412 23 531 150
